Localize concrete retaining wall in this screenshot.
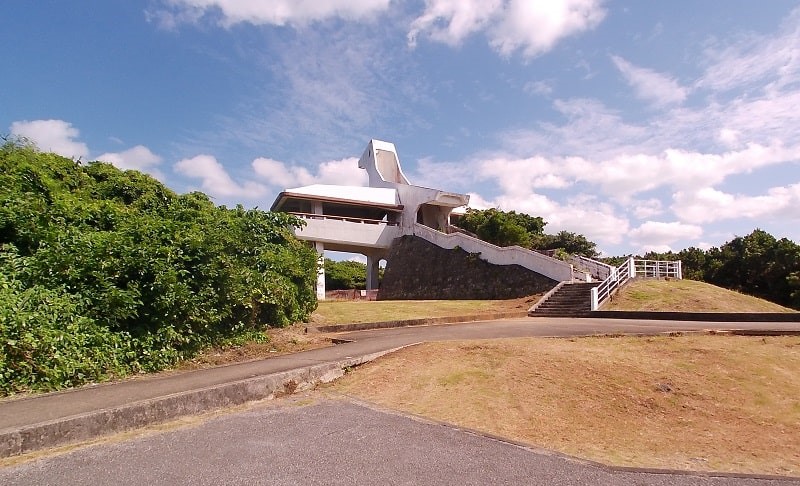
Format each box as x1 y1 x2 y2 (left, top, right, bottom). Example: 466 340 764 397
379 235 558 300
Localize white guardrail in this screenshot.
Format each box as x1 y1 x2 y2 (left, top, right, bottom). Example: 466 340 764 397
590 258 682 310
411 223 574 282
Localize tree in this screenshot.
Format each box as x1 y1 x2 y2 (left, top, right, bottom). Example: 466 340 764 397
532 231 598 258
325 259 368 290
677 229 800 309
456 208 599 257
457 208 534 247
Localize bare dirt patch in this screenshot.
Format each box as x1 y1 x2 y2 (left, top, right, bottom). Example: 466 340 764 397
604 279 797 313
309 295 538 326
331 334 800 476
175 325 331 370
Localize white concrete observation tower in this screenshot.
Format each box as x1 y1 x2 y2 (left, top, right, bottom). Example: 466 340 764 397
270 139 470 299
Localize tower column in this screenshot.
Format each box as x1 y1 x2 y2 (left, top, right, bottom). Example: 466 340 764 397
366 254 380 291
315 241 325 300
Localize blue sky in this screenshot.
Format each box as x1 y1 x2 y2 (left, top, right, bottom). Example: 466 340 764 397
3 0 800 257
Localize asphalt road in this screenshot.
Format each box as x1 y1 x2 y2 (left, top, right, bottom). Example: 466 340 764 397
3 317 800 430
3 317 800 484
2 398 797 486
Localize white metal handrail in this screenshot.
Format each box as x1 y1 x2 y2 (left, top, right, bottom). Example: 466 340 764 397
634 259 682 279
590 258 682 310
289 212 399 226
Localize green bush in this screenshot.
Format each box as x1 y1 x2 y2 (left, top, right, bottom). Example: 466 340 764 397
0 139 318 394
0 247 132 394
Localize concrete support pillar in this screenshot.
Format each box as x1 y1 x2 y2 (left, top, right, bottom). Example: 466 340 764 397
315 241 325 300
366 254 380 291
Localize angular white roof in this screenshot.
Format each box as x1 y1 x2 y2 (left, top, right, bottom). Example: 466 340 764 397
283 184 399 206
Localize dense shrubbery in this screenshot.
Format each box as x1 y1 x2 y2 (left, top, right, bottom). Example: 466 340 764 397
0 139 318 394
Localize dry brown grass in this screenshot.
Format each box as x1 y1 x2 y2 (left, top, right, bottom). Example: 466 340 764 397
309 295 537 326
604 279 797 313
332 335 800 476
175 324 331 370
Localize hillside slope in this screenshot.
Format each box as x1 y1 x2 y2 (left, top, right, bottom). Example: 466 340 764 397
602 278 797 313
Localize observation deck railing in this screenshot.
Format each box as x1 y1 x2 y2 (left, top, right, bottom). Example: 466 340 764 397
289 212 398 226
590 258 682 310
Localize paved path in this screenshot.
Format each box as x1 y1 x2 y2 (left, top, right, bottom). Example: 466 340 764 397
2 398 797 485
3 316 800 484
3 317 799 431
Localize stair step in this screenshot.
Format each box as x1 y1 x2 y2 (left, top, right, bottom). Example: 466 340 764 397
530 283 599 316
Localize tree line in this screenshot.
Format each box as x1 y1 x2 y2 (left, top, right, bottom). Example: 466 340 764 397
455 208 800 310
455 208 598 257
633 229 800 310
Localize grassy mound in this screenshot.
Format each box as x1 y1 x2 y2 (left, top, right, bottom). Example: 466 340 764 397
602 278 797 313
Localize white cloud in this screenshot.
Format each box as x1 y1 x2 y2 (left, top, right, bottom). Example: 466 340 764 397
476 155 576 194
154 0 391 28
315 158 370 186
629 221 703 250
473 141 798 202
471 190 629 246
174 154 267 199
408 0 501 48
631 198 663 219
672 184 800 224
408 0 605 58
523 80 554 96
252 156 368 188
718 128 740 147
9 119 90 159
465 192 492 210
10 119 166 179
501 98 650 160
696 7 800 93
489 0 606 58
347 255 368 264
610 55 687 107
195 21 426 162
96 145 164 179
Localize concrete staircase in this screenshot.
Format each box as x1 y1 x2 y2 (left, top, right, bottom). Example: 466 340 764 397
529 282 599 317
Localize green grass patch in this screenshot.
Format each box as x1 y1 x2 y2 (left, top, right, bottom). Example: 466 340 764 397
310 297 535 325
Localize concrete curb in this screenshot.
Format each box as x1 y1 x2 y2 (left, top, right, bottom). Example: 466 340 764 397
0 346 412 458
592 311 800 322
310 311 528 333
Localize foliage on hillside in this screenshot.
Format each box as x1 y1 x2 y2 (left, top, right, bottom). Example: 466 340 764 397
638 230 800 310
456 208 597 257
0 139 318 394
